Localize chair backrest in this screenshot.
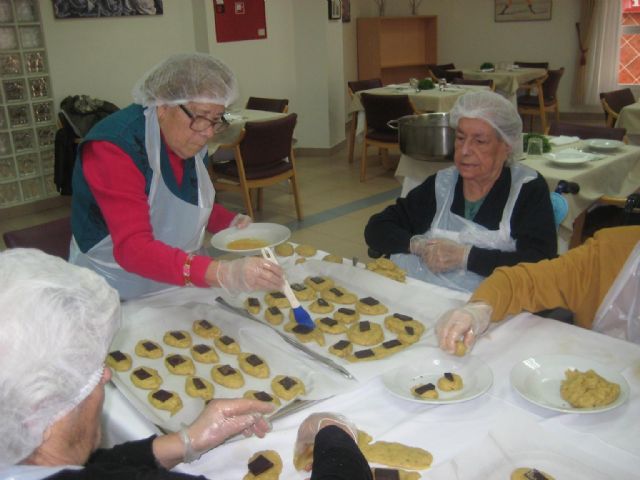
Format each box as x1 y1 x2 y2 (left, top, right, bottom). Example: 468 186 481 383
451 77 494 89
239 113 297 169
427 64 462 82
347 78 383 95
2 217 72 260
548 121 626 141
245 96 289 113
540 67 564 101
514 61 549 69
599 88 636 115
360 93 414 132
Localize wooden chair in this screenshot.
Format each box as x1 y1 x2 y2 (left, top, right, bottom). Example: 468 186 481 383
451 77 495 91
359 93 416 182
245 96 289 113
2 217 72 259
210 113 302 220
427 63 462 83
514 61 549 69
600 88 635 128
517 67 564 133
548 121 626 141
347 78 383 164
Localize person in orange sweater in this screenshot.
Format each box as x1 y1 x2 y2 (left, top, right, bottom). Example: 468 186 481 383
436 226 640 353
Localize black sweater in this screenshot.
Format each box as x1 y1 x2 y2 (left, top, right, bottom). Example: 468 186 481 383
364 167 557 277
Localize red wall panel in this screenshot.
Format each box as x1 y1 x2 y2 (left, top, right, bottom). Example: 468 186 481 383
214 0 267 43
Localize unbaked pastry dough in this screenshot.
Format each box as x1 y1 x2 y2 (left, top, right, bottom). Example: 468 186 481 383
437 372 463 391
454 340 467 357
355 296 389 316
148 389 182 416
289 282 316 301
274 242 294 257
192 319 221 339
163 330 192 348
211 364 245 389
295 244 317 257
373 468 422 480
284 320 326 346
560 369 620 408
214 335 241 354
316 316 348 334
307 298 334 314
357 430 433 470
329 339 352 358
238 352 270 378
412 383 438 399
130 366 162 389
185 375 214 401
164 354 195 376
304 275 334 291
244 297 262 315
347 320 384 346
106 350 131 372
265 306 284 325
271 374 305 400
510 467 555 480
243 450 283 480
265 291 290 308
333 307 360 324
190 344 219 363
322 253 343 264
243 390 281 407
135 339 163 359
321 286 357 305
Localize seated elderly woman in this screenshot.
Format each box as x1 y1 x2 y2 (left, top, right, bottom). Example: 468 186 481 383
364 91 557 292
436 226 640 354
0 249 372 480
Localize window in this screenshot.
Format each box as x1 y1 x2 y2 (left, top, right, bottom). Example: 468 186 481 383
620 0 640 84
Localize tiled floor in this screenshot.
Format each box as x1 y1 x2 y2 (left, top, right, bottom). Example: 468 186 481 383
0 143 403 263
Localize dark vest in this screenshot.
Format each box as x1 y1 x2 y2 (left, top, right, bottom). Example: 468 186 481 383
71 104 201 252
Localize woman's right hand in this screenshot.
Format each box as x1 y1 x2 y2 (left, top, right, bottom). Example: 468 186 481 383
209 257 284 294
436 302 492 354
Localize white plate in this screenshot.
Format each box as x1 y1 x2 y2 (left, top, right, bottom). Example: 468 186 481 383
585 138 625 152
543 149 595 167
510 354 630 414
210 222 291 254
382 354 493 404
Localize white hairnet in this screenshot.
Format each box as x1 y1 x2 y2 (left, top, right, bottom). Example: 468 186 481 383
0 249 120 467
449 90 523 163
132 52 239 108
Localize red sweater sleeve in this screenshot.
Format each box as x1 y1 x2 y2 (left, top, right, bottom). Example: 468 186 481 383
82 141 234 288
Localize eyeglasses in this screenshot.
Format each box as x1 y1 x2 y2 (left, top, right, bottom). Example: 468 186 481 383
179 105 229 133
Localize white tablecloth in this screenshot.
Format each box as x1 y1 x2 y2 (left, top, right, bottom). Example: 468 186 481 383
102 264 640 479
458 67 547 97
616 102 640 145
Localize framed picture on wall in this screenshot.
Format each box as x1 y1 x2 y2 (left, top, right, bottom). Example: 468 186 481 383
495 0 552 22
328 0 341 20
52 0 163 18
342 0 351 22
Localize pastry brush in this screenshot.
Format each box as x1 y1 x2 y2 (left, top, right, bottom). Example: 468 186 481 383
261 247 315 330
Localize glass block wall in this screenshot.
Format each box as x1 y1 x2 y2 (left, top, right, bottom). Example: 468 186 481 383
0 0 56 208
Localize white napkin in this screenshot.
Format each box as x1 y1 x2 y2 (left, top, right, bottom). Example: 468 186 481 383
549 135 580 146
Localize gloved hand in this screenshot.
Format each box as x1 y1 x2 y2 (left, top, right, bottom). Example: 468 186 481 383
436 302 493 354
230 213 252 229
409 235 430 257
294 412 358 472
182 398 274 462
424 238 471 273
215 257 283 294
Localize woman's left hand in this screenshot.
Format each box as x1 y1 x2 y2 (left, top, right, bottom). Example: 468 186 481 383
424 238 470 273
230 213 252 229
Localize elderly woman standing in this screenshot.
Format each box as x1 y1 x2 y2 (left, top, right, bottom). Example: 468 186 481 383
70 53 283 300
365 91 557 292
0 249 274 478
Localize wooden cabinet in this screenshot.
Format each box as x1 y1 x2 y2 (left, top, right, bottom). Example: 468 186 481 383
357 16 437 85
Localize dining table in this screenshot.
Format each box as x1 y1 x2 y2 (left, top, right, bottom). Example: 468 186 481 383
455 67 547 104
100 244 640 480
348 83 490 116
615 102 640 145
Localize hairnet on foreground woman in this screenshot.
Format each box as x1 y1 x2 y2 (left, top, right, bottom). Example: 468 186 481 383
0 249 273 479
70 53 283 300
365 91 556 292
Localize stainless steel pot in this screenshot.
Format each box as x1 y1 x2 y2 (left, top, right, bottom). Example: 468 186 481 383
388 112 454 162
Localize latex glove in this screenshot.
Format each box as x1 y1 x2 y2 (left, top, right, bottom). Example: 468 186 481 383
409 235 430 256
294 412 358 472
424 238 471 273
230 213 252 229
215 257 283 295
436 302 492 354
183 398 274 462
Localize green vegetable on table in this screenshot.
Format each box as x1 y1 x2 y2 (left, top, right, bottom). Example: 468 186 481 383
522 133 552 154
417 78 435 90
480 62 495 70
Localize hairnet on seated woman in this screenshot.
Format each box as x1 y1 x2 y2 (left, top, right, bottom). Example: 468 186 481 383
449 90 523 163
132 52 239 108
0 249 120 467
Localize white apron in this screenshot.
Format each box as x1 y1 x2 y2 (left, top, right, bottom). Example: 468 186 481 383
69 107 215 301
0 465 81 480
392 164 536 293
592 241 640 344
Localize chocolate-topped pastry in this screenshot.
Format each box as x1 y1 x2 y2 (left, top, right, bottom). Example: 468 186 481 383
382 339 402 349
333 340 350 350
142 341 158 351
271 292 285 299
373 468 401 480
437 372 463 392
135 339 163 359
169 331 185 340
186 376 214 400
130 366 162 389
356 296 388 315
334 307 360 324
191 343 218 364
193 319 221 338
193 344 211 354
393 313 412 321
524 469 551 480
272 374 305 400
444 372 454 381
415 383 435 394
133 368 152 380
339 308 355 315
109 350 127 362
329 287 343 297
359 321 371 332
163 329 192 348
219 335 234 345
215 334 241 354
412 382 438 399
268 306 281 315
148 388 182 414
317 298 329 307
166 354 185 367
218 364 236 376
278 376 297 390
404 326 415 336
317 315 347 334
248 454 274 475
246 354 264 367
291 283 306 291
320 317 338 327
164 354 195 375
192 378 206 390
360 296 379 306
254 391 274 402
354 349 375 359
152 389 173 402
293 324 314 334
247 298 260 307
310 276 324 284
